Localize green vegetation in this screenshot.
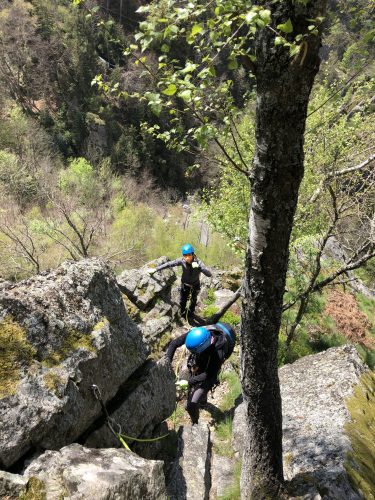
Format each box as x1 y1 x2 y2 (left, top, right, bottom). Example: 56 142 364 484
42 328 96 368
20 477 47 500
214 417 234 457
218 459 242 500
219 371 242 412
0 316 36 399
345 371 375 499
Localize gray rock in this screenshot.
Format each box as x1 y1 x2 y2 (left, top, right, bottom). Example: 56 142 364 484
214 289 236 309
117 257 177 310
0 258 148 469
281 345 366 499
166 423 211 500
84 357 176 448
232 345 368 498
23 443 167 499
232 398 246 457
0 470 27 498
210 455 234 499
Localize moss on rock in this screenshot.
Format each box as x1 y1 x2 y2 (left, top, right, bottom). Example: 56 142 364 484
0 316 36 399
20 476 46 500
42 328 97 368
344 371 375 499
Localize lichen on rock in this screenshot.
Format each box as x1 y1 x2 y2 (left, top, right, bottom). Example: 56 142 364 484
0 316 36 398
344 371 375 499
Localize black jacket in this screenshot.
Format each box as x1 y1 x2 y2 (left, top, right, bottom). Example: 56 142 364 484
156 256 211 286
166 323 235 388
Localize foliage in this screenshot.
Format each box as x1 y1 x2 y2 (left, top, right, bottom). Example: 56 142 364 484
219 370 241 412
218 459 242 500
214 417 234 457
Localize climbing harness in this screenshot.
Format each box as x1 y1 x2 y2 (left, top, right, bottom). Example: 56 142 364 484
91 384 169 451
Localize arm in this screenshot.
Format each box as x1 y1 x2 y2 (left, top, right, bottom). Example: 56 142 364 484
166 332 188 362
196 258 212 277
156 258 183 272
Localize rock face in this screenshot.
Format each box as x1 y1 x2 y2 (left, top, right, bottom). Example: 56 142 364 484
166 423 211 500
85 357 176 449
232 345 368 498
117 257 177 311
0 259 148 469
23 443 167 500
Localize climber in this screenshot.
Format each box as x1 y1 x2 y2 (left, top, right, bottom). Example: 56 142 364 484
166 323 236 424
152 244 212 319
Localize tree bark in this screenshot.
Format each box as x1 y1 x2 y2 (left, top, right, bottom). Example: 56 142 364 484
240 2 327 498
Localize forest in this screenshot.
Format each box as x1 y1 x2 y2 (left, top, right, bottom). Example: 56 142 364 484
0 0 374 497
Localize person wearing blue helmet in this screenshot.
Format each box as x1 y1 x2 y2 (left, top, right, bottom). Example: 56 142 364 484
166 322 236 424
154 244 212 319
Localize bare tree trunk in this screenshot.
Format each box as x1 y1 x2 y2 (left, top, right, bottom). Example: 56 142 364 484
240 1 327 497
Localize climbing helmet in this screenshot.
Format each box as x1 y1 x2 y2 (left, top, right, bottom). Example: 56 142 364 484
185 327 211 353
182 244 194 255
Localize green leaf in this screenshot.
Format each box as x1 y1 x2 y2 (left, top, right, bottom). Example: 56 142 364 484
162 84 177 96
245 11 258 24
277 18 293 34
227 56 238 70
178 89 192 102
275 36 285 46
259 9 271 25
191 24 203 37
136 5 151 13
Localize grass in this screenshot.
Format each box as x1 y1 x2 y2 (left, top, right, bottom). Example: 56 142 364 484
214 417 234 457
218 459 242 500
219 370 242 412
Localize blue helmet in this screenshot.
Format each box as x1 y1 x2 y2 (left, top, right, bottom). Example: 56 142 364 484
182 244 194 255
185 327 211 353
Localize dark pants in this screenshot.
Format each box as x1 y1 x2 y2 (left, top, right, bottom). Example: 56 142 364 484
180 282 200 316
186 386 208 424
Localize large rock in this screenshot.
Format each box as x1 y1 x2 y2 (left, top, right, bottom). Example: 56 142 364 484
84 357 176 448
0 258 147 469
232 345 369 498
117 257 177 310
23 443 167 499
166 423 211 500
0 470 27 498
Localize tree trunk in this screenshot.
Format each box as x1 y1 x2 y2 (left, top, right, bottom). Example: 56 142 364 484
240 2 327 498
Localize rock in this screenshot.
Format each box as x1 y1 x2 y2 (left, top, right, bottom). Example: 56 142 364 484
84 357 176 448
166 423 211 500
23 443 167 499
214 289 236 309
231 397 246 457
281 345 367 499
117 257 177 311
0 258 147 469
140 299 179 345
210 455 234 499
232 345 369 498
0 470 27 498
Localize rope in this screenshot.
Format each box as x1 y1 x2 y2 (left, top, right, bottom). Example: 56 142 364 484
91 384 170 450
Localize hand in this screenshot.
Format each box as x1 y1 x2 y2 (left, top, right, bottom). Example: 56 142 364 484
175 379 189 390
191 262 200 269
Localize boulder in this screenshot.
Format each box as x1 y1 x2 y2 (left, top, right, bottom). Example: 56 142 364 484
232 345 369 498
0 258 147 469
166 423 211 500
23 443 167 499
84 357 176 448
0 471 27 498
117 257 177 311
210 455 235 499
